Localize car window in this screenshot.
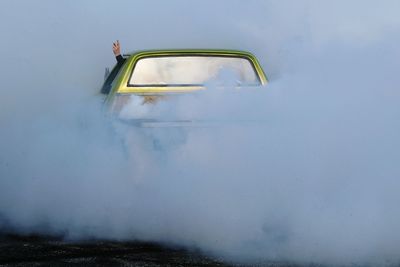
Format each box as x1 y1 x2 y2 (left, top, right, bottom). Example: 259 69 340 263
128 56 260 86
101 60 126 94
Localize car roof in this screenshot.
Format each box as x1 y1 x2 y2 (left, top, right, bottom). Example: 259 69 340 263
123 49 257 58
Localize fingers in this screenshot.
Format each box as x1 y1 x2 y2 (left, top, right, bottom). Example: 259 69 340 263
113 41 119 48
112 40 121 56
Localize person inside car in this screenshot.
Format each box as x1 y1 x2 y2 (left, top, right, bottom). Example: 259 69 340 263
101 40 125 94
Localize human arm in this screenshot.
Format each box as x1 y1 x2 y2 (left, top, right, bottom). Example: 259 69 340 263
113 40 125 63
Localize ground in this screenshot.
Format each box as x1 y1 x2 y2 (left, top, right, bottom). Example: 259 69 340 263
0 234 229 267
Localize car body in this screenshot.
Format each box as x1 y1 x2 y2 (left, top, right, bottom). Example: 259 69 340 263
101 49 268 116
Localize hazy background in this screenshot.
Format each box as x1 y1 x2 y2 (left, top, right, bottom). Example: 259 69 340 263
0 0 400 265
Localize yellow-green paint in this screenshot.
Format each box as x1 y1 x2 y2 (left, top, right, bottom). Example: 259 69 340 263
105 49 268 105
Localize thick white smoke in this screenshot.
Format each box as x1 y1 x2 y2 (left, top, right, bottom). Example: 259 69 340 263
0 0 400 266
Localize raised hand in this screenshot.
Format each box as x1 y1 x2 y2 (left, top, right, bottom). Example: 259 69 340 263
112 40 121 56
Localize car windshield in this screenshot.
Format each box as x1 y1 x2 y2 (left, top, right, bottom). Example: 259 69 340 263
128 55 260 86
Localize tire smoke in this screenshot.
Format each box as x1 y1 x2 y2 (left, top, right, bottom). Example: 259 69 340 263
0 1 399 265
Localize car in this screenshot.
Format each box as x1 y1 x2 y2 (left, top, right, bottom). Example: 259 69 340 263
101 49 268 118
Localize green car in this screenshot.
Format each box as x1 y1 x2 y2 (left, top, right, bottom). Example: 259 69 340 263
101 49 268 115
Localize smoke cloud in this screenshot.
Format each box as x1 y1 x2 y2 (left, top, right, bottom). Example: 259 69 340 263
0 0 400 265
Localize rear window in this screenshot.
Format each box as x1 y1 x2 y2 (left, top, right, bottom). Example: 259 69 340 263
128 55 260 87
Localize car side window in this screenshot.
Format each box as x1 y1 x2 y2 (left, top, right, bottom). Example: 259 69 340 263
101 60 126 94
